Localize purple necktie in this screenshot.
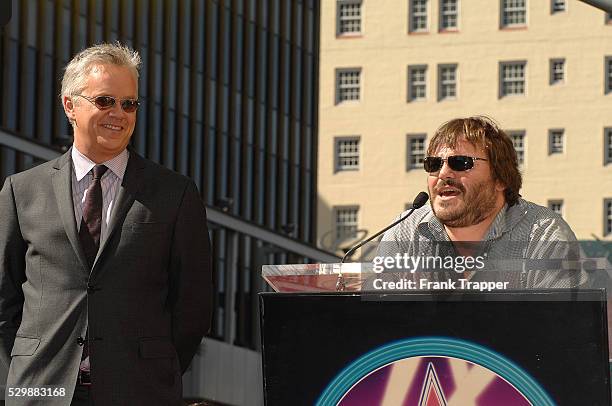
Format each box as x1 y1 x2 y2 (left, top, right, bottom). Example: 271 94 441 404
78 165 108 269
77 165 107 383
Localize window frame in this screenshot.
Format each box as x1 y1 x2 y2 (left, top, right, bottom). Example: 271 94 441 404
406 133 427 170
548 129 564 155
335 67 362 104
500 0 527 28
605 56 612 94
551 0 566 14
604 199 612 236
438 63 458 101
334 206 360 242
408 65 428 102
499 61 527 98
549 58 565 85
604 127 612 165
439 0 459 31
334 136 361 172
409 0 429 33
336 0 363 36
548 199 564 217
507 130 526 166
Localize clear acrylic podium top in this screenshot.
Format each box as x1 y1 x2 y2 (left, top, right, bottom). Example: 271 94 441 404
262 263 374 292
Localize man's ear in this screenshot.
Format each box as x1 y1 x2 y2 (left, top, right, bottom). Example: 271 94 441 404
63 96 76 122
495 180 506 192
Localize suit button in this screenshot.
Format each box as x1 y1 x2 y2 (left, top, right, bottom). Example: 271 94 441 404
87 285 99 293
77 337 85 346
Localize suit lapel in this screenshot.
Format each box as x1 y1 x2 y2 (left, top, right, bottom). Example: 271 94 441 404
51 150 90 272
92 150 146 271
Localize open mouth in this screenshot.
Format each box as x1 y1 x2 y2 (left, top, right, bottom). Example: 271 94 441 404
437 188 461 199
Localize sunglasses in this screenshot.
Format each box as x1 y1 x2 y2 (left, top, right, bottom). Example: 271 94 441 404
423 155 488 173
75 94 140 113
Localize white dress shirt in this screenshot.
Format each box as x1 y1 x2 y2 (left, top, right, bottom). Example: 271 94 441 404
71 146 129 240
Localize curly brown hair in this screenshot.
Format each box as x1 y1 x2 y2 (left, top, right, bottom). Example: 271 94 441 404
427 116 522 206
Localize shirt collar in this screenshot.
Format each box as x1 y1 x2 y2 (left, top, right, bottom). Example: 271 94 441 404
71 145 129 181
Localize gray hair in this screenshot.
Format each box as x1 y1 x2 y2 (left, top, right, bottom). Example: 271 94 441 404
60 42 141 100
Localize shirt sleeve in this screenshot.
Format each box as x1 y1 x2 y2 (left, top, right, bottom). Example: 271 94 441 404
524 214 590 288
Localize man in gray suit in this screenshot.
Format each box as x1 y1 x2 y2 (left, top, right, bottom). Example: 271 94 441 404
0 43 212 405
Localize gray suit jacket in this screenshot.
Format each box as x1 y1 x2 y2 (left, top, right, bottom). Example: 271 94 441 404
0 148 212 405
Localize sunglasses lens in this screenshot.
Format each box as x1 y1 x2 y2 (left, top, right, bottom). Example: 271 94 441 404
448 156 473 171
424 156 476 172
423 157 443 172
121 100 139 113
94 96 116 109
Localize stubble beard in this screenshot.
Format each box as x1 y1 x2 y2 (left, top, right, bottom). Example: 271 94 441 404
431 179 500 228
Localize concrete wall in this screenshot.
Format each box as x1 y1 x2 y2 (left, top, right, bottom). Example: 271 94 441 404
183 339 263 406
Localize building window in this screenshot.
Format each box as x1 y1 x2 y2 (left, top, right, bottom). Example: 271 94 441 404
408 65 427 101
438 64 457 100
509 131 525 165
409 0 428 33
548 129 564 154
500 61 526 97
407 134 427 169
337 0 362 36
605 128 612 165
548 200 564 217
501 0 526 27
440 0 458 30
336 68 361 103
335 137 360 171
551 0 565 13
335 207 359 241
606 57 612 94
550 59 565 85
605 199 612 236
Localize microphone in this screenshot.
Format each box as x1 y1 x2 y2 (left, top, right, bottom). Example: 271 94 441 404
340 191 429 264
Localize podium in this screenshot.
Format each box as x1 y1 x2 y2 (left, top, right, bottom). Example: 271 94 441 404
260 264 610 406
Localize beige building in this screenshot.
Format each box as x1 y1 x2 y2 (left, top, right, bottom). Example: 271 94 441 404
317 0 612 254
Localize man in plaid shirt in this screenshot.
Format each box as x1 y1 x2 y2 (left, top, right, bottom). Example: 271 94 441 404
376 116 591 289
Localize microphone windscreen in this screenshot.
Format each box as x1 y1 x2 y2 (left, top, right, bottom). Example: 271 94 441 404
412 191 429 209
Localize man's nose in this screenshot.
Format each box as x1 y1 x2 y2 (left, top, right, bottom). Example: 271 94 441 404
437 159 456 178
107 102 125 116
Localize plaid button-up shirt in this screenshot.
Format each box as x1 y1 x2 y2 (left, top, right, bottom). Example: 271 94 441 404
377 199 589 288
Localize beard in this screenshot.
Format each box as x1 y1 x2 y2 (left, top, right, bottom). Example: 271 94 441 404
430 178 500 228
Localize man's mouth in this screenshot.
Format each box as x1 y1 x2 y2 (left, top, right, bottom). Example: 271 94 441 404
101 123 123 131
436 187 462 199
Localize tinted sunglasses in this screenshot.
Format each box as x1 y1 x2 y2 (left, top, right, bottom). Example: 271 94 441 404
76 94 140 113
423 155 488 173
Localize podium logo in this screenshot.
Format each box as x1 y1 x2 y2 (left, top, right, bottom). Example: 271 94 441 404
316 337 555 406
418 362 448 406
